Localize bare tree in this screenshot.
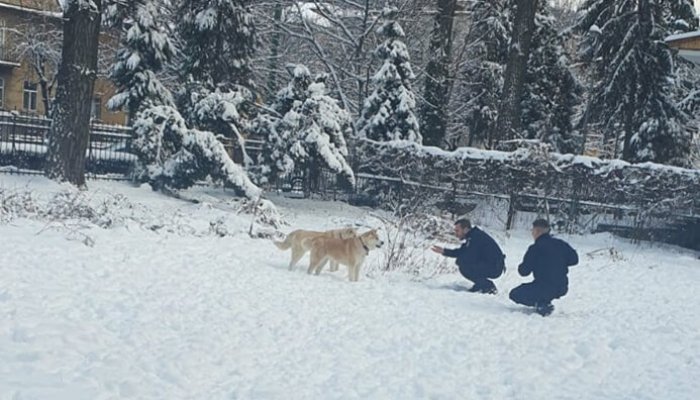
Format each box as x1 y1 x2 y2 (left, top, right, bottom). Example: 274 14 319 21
10 14 62 116
254 0 433 115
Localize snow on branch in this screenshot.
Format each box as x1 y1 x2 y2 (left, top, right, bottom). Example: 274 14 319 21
132 105 261 199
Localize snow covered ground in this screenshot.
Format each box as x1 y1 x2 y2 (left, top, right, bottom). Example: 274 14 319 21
1 175 699 400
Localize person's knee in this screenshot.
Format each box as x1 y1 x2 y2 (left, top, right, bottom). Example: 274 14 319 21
459 265 478 282
510 285 538 306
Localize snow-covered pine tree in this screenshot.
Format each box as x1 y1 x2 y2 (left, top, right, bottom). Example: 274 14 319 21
456 0 510 148
456 1 580 153
105 1 261 197
106 0 175 120
177 0 256 90
176 0 257 166
521 3 582 154
356 8 421 143
253 65 354 186
577 0 697 166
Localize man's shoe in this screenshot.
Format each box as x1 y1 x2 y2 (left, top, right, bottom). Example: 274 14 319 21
535 303 554 316
482 286 498 295
468 282 497 295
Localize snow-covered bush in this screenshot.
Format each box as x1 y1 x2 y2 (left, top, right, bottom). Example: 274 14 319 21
132 105 261 198
357 139 700 219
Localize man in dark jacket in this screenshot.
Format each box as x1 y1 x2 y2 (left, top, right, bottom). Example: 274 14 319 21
431 218 506 294
510 219 579 316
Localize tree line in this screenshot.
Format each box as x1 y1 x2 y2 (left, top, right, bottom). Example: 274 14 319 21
39 0 700 194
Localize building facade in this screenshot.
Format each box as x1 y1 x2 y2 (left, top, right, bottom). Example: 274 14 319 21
0 0 126 125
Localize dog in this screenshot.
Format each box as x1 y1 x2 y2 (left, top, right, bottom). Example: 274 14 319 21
274 227 357 271
307 229 383 282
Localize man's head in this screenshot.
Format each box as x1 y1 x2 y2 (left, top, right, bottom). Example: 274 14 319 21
531 218 550 240
454 218 471 240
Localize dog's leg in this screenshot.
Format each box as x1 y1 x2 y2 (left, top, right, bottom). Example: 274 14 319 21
352 262 362 282
330 261 339 272
314 257 329 275
288 245 305 271
308 250 323 274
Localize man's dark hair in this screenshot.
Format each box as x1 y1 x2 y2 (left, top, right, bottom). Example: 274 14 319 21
455 218 471 229
532 219 550 229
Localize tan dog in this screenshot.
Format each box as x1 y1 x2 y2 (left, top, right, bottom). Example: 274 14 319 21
274 227 357 271
307 229 383 282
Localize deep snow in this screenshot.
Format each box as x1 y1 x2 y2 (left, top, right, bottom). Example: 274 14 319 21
0 175 698 400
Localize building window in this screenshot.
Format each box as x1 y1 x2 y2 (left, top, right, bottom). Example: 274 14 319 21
91 97 102 120
23 81 38 112
0 78 4 109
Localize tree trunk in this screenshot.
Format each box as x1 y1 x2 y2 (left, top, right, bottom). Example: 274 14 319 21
420 0 458 148
266 2 284 95
45 0 102 186
38 63 52 117
493 0 538 144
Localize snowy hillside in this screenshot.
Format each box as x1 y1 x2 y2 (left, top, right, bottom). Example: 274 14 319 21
1 175 698 399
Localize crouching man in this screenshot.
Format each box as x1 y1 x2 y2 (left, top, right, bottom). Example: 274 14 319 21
431 218 506 294
510 219 579 316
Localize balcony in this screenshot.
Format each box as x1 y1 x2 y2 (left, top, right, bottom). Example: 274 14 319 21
0 45 20 68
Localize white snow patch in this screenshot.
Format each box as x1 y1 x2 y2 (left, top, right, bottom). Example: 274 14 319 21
0 175 699 399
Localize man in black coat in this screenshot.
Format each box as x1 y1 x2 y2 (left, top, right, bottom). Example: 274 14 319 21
510 219 579 316
431 218 506 294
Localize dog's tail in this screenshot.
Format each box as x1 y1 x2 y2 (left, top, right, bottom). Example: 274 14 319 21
273 233 293 251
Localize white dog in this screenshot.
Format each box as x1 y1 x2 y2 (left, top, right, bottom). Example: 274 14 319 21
274 227 357 271
307 229 383 282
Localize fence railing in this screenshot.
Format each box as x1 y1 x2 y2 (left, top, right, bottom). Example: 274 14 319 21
0 112 134 176
1 116 698 250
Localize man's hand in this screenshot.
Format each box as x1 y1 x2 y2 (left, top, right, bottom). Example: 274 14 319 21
431 245 444 255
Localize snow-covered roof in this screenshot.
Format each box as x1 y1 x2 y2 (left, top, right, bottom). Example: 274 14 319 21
665 31 700 43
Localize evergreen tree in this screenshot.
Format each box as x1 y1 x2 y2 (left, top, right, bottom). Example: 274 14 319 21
458 1 580 153
577 0 697 166
177 0 256 90
492 0 539 142
106 0 175 120
176 0 258 164
132 105 261 198
356 9 421 143
420 0 458 148
457 0 510 148
521 4 582 154
254 65 354 185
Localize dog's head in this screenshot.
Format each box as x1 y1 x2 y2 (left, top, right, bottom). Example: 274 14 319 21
335 227 358 239
360 229 384 249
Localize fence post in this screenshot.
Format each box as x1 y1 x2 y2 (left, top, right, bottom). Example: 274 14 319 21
506 192 517 231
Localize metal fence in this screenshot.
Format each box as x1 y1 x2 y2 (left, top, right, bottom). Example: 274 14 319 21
1 117 698 250
0 112 134 177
